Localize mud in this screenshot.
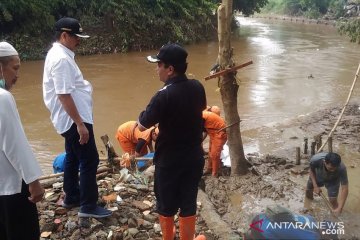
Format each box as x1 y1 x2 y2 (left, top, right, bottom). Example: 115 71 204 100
201 101 360 239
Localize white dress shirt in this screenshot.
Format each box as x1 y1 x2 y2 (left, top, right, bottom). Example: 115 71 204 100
43 42 93 134
0 88 43 195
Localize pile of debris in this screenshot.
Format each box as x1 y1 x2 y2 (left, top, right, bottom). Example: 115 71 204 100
38 166 214 239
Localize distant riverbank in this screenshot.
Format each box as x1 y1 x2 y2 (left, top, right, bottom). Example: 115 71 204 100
252 14 337 27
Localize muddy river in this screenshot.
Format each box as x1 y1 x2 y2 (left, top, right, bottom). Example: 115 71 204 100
11 17 360 220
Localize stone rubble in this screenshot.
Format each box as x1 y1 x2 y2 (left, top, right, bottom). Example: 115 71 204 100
38 166 215 240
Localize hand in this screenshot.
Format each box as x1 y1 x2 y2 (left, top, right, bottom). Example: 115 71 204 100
77 123 89 145
28 180 45 203
332 207 342 216
120 153 131 168
313 186 322 195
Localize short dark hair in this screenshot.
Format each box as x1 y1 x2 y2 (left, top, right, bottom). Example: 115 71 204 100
54 31 62 40
324 152 341 167
164 62 188 74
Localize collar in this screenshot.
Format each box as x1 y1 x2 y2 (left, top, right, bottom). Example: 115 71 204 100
164 74 188 86
53 42 75 59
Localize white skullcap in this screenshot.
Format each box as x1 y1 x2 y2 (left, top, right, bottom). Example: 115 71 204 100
0 42 18 57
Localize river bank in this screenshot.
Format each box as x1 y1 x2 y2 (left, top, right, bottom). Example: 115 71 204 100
252 14 337 27
37 101 360 239
203 99 360 239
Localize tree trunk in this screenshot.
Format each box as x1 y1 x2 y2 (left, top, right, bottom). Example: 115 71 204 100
217 0 248 175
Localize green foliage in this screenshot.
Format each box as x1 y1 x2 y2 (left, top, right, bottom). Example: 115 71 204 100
328 0 346 19
338 18 360 43
211 0 269 16
262 0 347 18
233 0 269 16
1 0 290 59
283 0 303 15
0 0 54 34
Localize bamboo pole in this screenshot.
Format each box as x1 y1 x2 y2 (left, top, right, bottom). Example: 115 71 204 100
317 62 360 152
315 63 360 219
319 191 341 221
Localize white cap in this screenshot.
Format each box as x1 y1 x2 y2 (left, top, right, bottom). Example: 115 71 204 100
0 42 18 57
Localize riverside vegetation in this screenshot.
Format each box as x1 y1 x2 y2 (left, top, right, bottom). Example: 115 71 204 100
0 0 267 60
1 0 358 60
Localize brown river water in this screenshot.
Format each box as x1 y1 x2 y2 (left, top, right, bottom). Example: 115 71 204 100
11 17 360 218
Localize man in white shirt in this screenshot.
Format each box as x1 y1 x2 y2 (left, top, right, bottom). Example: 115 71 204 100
0 41 44 239
43 17 111 218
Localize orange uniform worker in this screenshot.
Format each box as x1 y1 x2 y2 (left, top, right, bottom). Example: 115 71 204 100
205 105 221 116
202 110 227 177
115 121 158 157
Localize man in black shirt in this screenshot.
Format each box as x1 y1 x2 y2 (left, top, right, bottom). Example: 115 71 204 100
138 43 206 240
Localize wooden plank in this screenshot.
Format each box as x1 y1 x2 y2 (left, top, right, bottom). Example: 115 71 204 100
204 60 253 81
99 156 153 161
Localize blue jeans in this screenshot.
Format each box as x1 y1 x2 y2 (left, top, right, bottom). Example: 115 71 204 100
61 123 99 212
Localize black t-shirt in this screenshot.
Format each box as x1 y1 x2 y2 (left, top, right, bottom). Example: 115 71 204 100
138 75 207 167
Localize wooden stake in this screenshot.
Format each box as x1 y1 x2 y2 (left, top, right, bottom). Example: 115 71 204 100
328 136 333 153
303 137 308 154
311 142 316 156
296 147 301 165
315 134 322 151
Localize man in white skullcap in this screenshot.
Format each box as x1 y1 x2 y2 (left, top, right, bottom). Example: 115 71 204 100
0 41 44 239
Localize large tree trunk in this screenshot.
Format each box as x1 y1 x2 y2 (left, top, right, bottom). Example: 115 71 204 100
217 0 248 175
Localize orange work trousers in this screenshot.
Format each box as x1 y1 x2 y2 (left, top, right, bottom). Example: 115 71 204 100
208 131 227 176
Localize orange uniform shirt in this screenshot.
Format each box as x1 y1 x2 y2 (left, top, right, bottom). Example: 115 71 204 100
115 121 153 154
202 111 226 136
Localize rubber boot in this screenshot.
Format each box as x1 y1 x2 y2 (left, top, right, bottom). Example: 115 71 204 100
179 216 206 240
159 215 175 240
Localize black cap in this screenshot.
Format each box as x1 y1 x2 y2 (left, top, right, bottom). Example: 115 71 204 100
55 17 90 38
325 152 341 167
147 43 187 66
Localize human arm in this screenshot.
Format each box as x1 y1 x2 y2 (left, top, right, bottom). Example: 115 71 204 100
332 184 349 215
58 94 89 145
148 142 154 152
28 180 45 203
138 91 163 131
0 91 44 199
309 168 321 195
134 138 147 157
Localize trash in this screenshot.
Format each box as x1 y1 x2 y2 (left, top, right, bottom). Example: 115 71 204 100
102 192 117 203
40 231 52 238
221 142 231 167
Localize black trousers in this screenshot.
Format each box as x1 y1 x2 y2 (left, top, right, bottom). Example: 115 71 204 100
0 181 40 240
61 123 99 212
154 158 204 217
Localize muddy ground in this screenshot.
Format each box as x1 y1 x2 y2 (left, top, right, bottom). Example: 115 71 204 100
201 101 360 239
38 101 360 239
